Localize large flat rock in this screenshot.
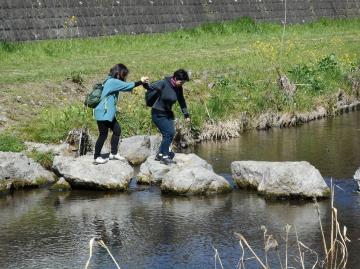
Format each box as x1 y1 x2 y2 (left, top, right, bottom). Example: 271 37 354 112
231 161 330 198
119 135 161 165
138 153 212 185
53 155 134 191
0 152 56 192
138 153 231 195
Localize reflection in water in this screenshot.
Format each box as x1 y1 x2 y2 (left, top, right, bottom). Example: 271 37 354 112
0 183 359 269
0 112 359 269
196 111 360 179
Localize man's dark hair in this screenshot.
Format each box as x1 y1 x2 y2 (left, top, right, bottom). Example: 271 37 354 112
109 63 129 81
173 69 190 82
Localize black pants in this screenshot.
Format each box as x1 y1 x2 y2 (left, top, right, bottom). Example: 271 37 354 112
152 110 175 156
94 118 121 159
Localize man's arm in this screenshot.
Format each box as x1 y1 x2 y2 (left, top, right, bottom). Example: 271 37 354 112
177 88 190 119
143 80 164 91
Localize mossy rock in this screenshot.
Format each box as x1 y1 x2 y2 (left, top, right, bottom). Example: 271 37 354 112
11 177 52 190
0 152 56 195
0 180 12 195
11 179 38 190
50 178 71 192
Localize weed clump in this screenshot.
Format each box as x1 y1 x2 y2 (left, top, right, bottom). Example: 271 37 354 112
26 150 54 170
0 134 25 152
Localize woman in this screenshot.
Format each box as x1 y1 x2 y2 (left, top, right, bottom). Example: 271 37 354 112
145 69 191 165
93 63 149 164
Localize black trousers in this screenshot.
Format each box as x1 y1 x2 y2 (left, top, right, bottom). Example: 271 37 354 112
94 118 121 159
151 110 175 156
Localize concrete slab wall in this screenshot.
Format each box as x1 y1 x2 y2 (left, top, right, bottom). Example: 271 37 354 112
1 0 360 41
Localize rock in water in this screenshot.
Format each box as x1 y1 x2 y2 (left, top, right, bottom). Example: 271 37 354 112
354 168 360 191
138 153 231 195
50 177 72 192
119 135 161 165
53 155 134 191
0 180 12 195
231 161 330 199
137 157 172 185
138 153 212 185
0 152 56 192
161 166 231 195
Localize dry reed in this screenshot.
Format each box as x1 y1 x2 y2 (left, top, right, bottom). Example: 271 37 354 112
214 181 351 269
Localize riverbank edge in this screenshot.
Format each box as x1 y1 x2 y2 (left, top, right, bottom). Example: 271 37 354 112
178 98 360 146
12 97 360 152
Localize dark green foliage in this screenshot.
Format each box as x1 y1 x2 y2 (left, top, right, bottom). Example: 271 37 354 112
288 54 343 93
0 41 20 53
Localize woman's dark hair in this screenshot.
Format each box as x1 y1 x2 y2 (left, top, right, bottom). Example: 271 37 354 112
173 69 190 82
109 63 129 81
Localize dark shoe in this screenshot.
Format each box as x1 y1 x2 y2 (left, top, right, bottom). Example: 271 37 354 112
160 156 176 165
168 151 175 160
155 153 163 161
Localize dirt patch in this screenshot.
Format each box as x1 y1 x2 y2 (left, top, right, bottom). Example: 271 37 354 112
0 79 88 129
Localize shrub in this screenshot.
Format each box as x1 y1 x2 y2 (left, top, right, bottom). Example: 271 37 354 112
317 53 339 72
288 54 342 93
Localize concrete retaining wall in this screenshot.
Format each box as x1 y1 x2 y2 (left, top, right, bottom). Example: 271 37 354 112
1 0 360 41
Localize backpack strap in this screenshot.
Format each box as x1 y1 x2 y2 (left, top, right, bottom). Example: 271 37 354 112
92 78 111 119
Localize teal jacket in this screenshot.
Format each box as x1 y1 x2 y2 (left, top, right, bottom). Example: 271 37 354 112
94 77 135 121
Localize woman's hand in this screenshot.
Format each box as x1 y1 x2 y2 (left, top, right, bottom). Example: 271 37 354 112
141 76 150 84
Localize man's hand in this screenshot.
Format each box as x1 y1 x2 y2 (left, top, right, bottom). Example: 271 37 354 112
141 76 150 84
185 117 191 123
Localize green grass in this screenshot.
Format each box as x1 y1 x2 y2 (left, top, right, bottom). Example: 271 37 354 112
0 134 25 152
1 17 360 143
1 17 359 85
26 150 54 170
19 105 95 143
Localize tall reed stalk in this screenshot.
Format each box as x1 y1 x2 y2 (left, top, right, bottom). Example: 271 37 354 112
226 181 350 269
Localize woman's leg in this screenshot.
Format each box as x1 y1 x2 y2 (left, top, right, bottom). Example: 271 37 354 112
94 121 109 159
152 113 175 156
109 118 121 155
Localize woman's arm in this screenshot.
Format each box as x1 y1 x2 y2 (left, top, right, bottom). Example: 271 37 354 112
107 79 136 94
108 77 148 94
177 88 190 119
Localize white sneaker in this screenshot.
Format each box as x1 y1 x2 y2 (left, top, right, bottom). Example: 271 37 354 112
93 157 108 165
109 153 126 161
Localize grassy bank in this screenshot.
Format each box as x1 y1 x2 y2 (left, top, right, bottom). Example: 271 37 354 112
1 17 360 145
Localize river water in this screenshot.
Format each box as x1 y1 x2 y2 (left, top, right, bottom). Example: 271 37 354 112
0 112 359 269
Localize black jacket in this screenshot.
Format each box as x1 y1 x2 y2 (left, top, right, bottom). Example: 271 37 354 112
145 77 190 119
